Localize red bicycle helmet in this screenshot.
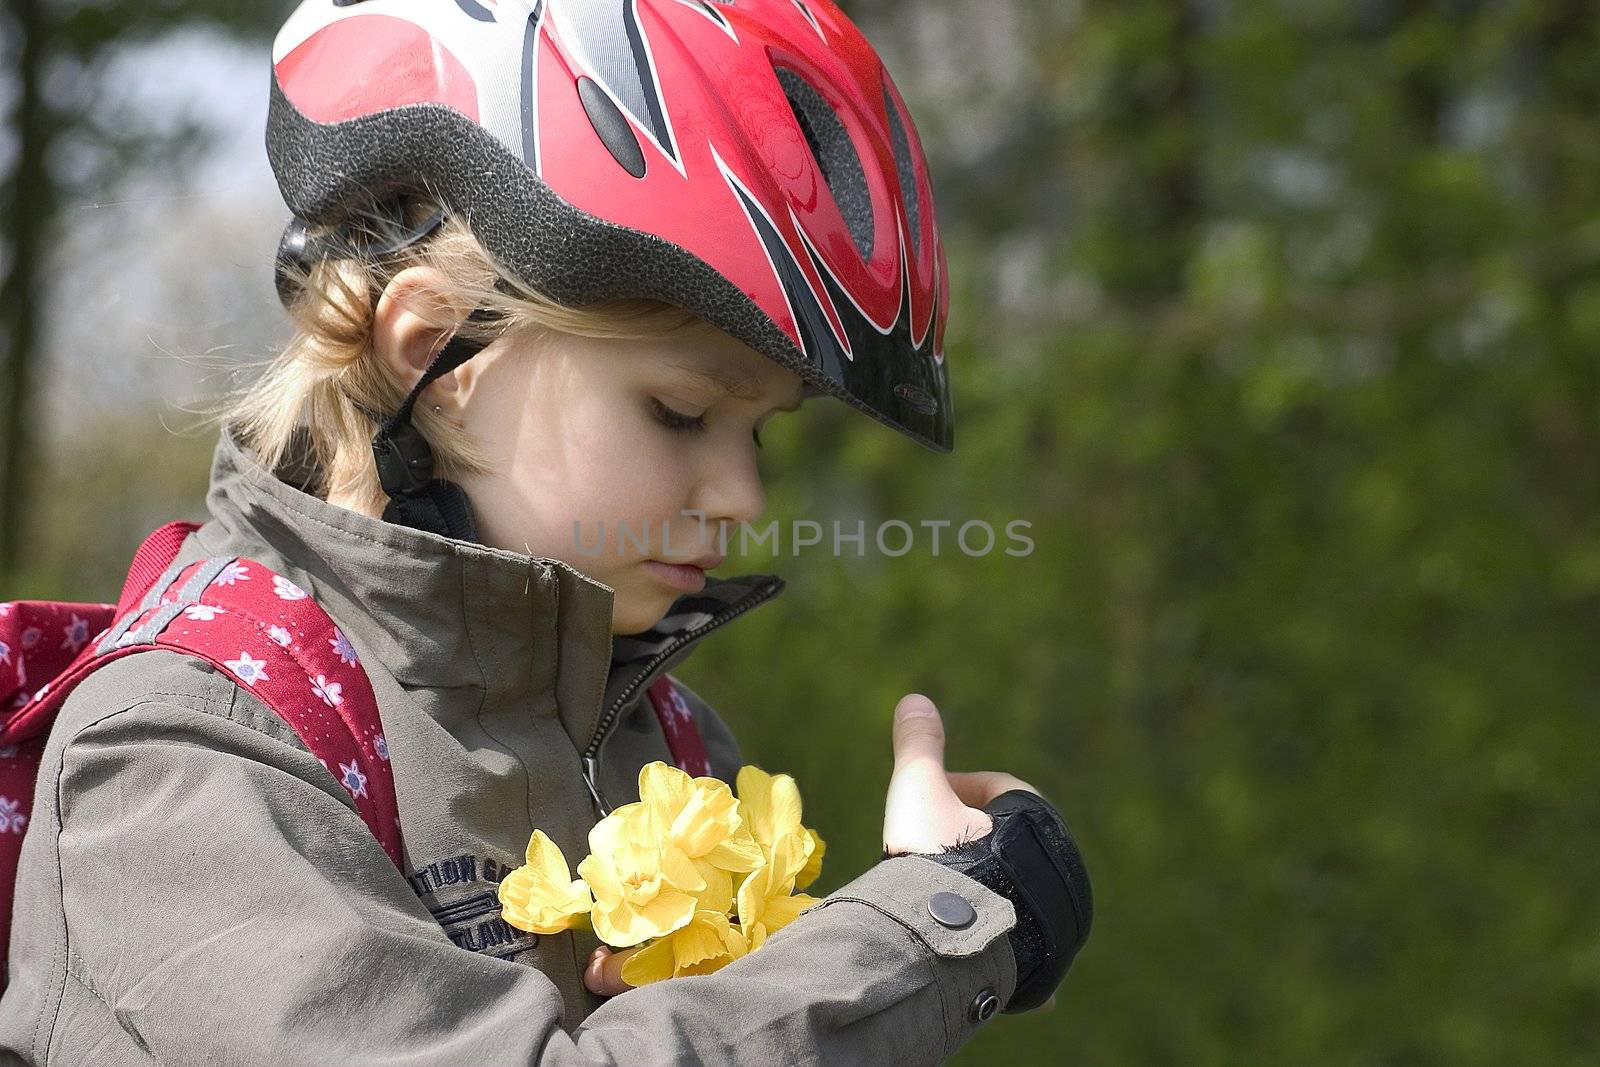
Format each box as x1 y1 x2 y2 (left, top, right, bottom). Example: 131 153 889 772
268 0 953 452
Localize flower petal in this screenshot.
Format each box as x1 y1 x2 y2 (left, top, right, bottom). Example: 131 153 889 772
657 844 708 895
760 891 819 934
619 936 677 987
576 853 624 911
736 857 782 930
737 765 804 850
705 823 765 873
692 861 734 915
638 761 692 839
672 910 734 970
635 889 698 941
736 765 777 847
795 828 826 890
524 829 569 879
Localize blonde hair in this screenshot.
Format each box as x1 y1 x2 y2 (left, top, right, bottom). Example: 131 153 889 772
204 196 701 516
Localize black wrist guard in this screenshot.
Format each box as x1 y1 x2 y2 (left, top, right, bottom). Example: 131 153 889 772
917 789 1093 1013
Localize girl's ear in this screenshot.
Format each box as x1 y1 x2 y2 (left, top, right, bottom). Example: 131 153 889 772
372 265 477 404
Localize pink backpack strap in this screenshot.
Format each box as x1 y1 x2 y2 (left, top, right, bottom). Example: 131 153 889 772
0 522 205 984
0 520 206 731
645 674 713 778
109 554 403 868
116 520 203 619
4 526 404 870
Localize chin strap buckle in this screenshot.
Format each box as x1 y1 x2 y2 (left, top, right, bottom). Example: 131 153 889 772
369 302 507 543
372 420 437 498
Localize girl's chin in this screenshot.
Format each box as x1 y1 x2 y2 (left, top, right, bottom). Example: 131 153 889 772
610 580 681 636
613 608 669 636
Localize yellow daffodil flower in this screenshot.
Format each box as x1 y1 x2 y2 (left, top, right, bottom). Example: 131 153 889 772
732 765 824 950
619 907 751 986
735 843 821 949
498 829 594 935
578 801 706 948
501 761 828 976
635 761 764 915
735 765 826 872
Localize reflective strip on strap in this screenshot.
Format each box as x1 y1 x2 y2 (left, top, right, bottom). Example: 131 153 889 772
95 552 189 655
178 555 237 603
95 555 237 654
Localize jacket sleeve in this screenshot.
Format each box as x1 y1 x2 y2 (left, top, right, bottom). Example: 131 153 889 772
50 677 1018 1065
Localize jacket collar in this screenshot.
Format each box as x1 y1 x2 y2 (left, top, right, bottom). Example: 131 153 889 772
197 421 784 755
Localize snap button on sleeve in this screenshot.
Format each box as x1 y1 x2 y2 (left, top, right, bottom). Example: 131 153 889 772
798 857 1018 1061
803 855 1015 959
928 890 977 929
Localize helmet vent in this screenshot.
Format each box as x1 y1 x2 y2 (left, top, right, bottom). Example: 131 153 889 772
883 84 922 257
775 66 873 262
578 76 647 179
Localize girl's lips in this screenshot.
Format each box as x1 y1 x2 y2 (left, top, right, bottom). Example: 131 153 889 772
643 559 707 593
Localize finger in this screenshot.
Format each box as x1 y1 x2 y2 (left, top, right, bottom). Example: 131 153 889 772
947 770 1039 809
884 695 970 853
583 945 643 997
582 946 612 996
889 697 947 825
890 693 946 774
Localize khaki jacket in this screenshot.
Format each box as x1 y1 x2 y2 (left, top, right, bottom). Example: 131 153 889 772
0 423 1016 1065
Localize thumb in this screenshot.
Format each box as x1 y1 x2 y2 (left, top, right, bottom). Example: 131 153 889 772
891 693 947 773
884 694 964 854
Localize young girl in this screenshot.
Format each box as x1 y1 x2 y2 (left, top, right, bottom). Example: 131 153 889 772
0 1 1089 1062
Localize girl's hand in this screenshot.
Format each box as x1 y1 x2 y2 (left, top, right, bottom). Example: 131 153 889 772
885 693 1064 1013
586 692 1040 1000
883 693 1039 855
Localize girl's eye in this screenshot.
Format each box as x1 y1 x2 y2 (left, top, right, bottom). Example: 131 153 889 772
651 397 764 449
651 398 707 434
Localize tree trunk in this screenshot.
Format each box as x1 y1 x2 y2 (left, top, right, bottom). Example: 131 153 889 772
0 0 56 585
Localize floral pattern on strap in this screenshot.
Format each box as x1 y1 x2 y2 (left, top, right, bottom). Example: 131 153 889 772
1 550 403 872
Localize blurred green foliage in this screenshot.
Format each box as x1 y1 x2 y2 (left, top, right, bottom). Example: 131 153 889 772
693 1 1600 1062
12 0 1599 1063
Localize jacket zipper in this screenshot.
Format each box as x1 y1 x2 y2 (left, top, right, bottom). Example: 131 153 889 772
581 754 606 814
579 577 784 815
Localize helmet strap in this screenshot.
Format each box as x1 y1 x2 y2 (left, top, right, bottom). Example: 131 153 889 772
372 305 502 542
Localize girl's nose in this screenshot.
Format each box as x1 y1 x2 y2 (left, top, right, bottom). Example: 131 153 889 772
691 448 766 534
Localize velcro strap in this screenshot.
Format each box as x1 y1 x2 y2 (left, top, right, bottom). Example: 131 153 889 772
981 789 1093 1012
